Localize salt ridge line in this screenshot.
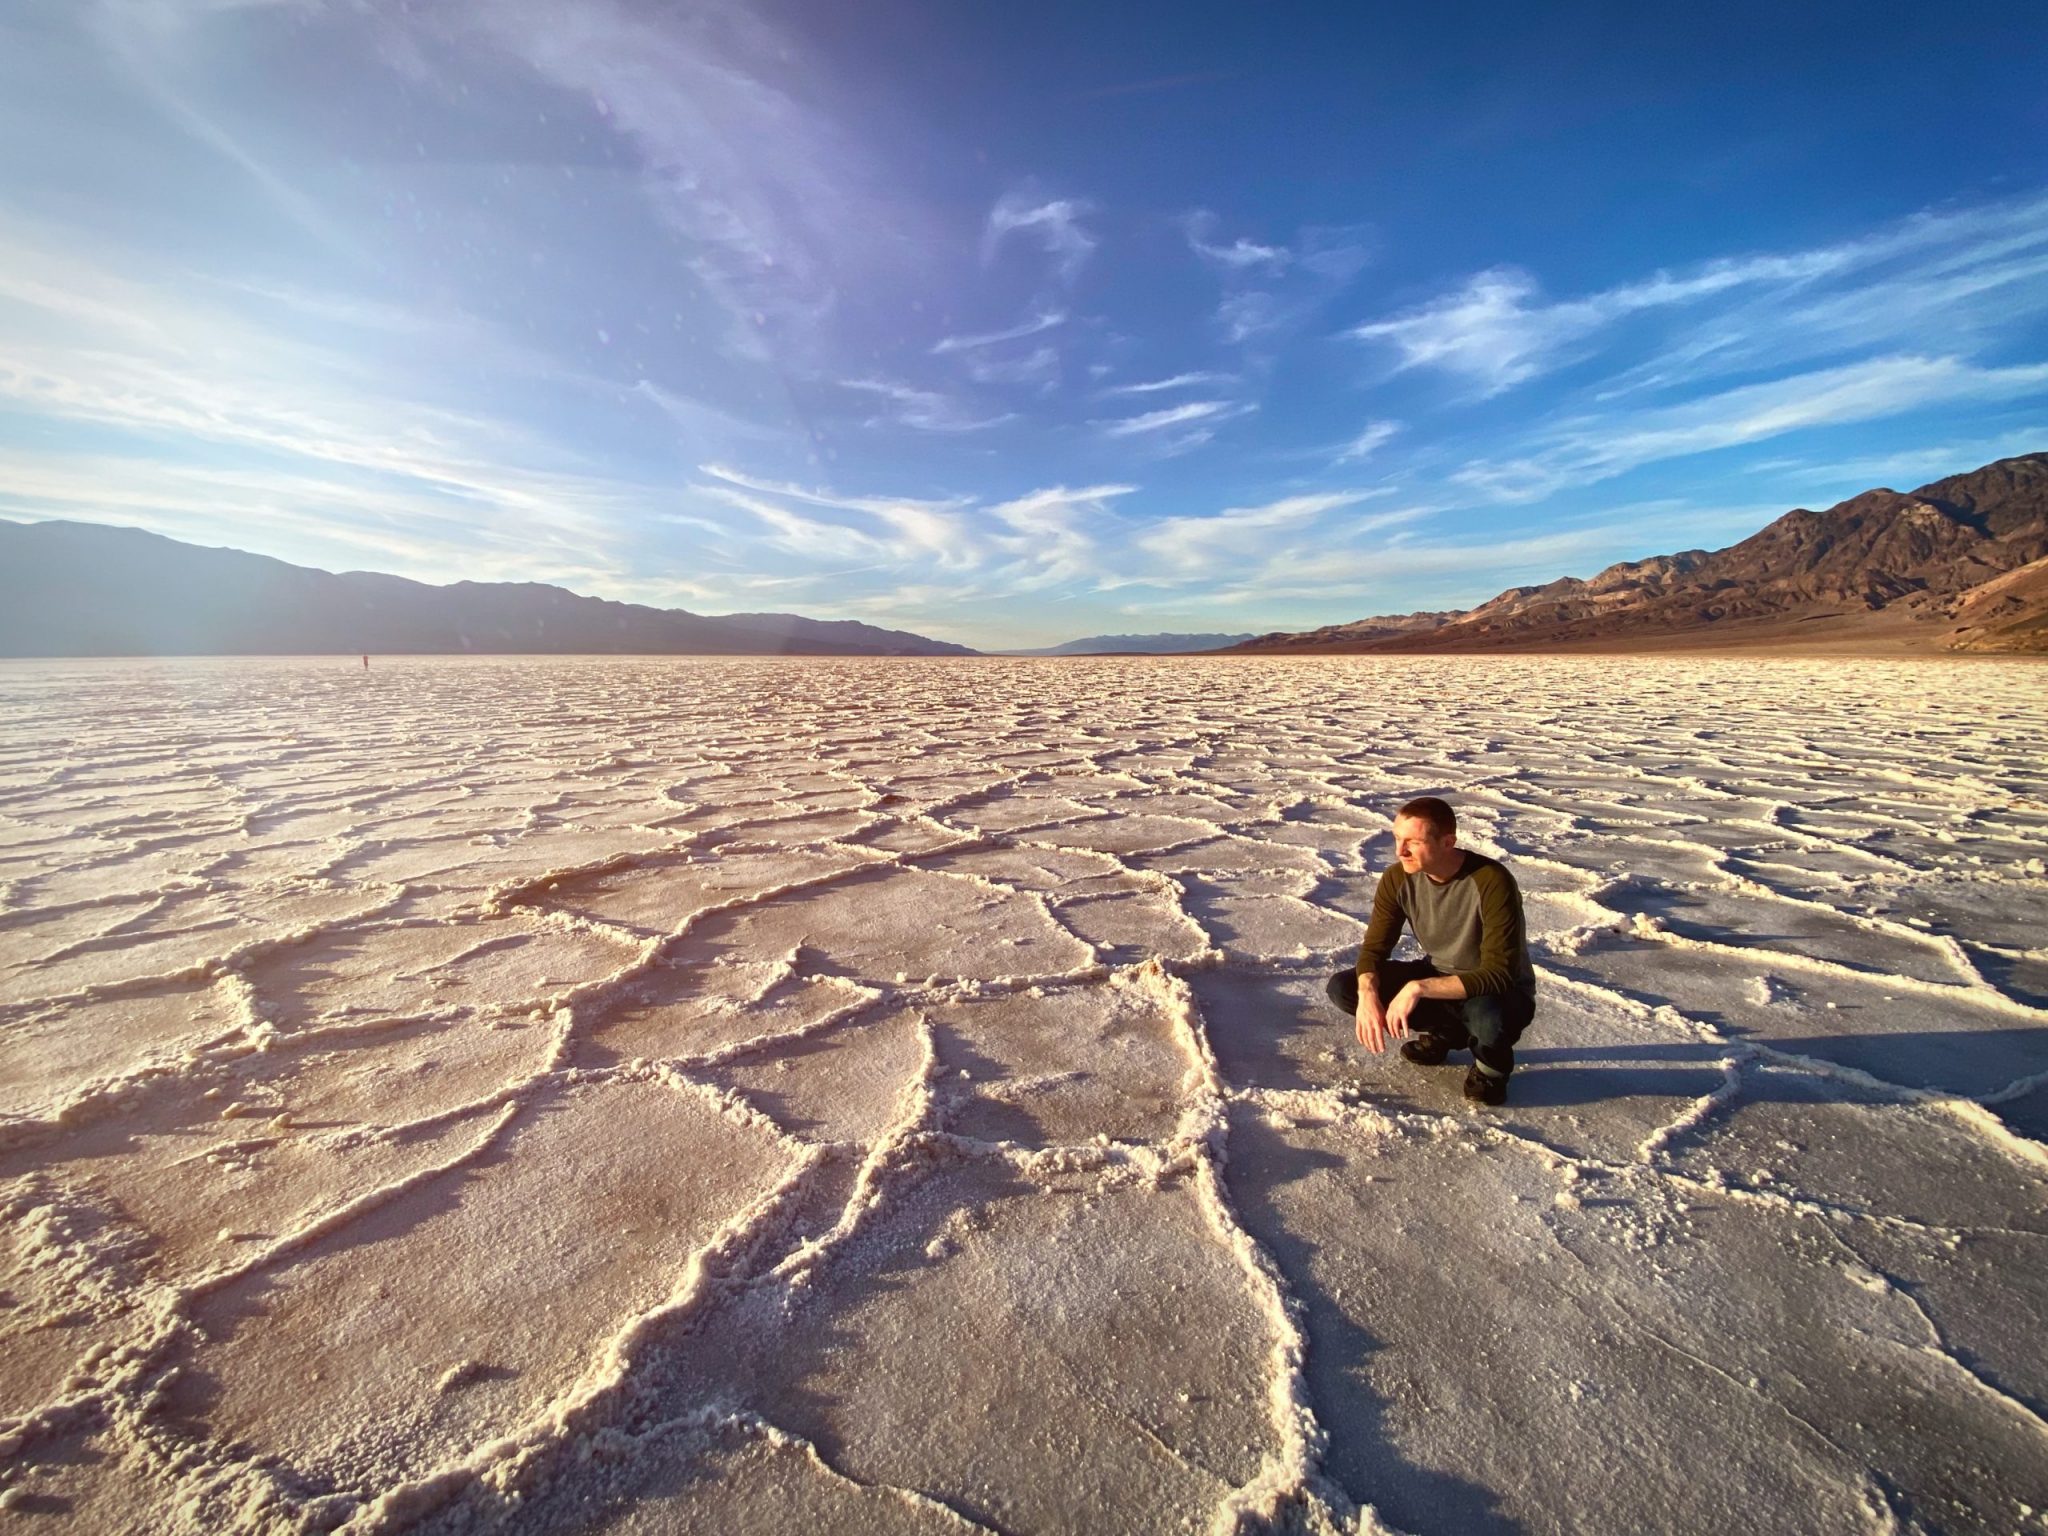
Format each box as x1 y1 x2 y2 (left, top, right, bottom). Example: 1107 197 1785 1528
344 1142 839 1531
1534 963 2048 1171
1623 1320 1909 1535
1137 958 1401 1536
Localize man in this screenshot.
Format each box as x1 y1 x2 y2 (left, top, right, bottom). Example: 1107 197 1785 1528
1326 796 1536 1106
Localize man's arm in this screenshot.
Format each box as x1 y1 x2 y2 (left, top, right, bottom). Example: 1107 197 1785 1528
1353 870 1407 1052
1385 971 1466 1032
1452 866 1527 998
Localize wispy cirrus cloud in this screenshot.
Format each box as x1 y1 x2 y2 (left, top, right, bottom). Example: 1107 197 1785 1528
987 483 1134 589
0 225 655 578
1333 420 1401 465
688 469 1135 602
1185 211 1371 344
432 0 910 356
932 308 1067 354
983 192 1098 284
1098 371 1238 396
1133 490 1403 577
1350 192 2048 397
960 345 1062 390
696 467 984 572
1093 399 1250 438
1348 259 1834 396
840 378 1015 433
1453 353 2048 502
1184 212 1291 275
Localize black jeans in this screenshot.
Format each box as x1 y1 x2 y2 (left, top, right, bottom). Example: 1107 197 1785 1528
1326 958 1534 1078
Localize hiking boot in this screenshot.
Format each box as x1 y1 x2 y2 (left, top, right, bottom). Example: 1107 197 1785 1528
1399 1034 1452 1066
1462 1065 1507 1106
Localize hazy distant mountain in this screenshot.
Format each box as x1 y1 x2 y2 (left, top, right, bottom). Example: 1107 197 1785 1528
1233 452 2048 655
1007 631 1259 655
0 521 978 658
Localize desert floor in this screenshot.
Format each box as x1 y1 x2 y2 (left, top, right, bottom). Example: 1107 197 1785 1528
1 655 2044 1536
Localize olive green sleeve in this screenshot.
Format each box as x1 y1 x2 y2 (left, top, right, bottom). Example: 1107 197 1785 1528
1455 864 1527 997
1354 867 1407 975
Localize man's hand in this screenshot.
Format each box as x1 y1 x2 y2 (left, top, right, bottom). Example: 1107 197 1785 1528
1354 984 1408 1053
1384 981 1422 1036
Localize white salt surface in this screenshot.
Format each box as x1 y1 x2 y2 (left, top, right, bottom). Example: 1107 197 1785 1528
0 655 2045 1535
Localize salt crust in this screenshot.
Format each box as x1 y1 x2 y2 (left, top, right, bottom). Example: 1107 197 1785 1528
0 654 2042 1534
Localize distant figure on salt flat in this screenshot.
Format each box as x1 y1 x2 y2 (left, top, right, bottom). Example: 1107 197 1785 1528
362 654 369 668
1325 796 1537 1107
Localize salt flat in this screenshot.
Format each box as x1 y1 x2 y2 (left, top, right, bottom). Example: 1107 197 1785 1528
0 654 2044 1536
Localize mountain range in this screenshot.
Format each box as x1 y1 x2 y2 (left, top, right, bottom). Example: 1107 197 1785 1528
1002 632 1258 656
0 521 974 658
1231 452 2048 656
5 453 2044 660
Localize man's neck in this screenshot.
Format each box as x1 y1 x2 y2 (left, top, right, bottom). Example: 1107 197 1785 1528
1422 849 1469 885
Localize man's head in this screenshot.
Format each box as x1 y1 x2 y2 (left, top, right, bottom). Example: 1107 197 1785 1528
1392 796 1462 881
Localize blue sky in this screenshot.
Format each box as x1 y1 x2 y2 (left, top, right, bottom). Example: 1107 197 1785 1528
2 1 2046 650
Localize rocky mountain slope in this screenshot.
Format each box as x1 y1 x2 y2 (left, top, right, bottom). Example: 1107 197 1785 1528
1234 452 2048 654
0 521 977 657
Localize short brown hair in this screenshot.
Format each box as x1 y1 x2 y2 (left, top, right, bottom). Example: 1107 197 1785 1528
1396 796 1456 837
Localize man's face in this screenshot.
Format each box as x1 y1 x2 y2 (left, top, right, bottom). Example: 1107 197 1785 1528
1393 814 1458 879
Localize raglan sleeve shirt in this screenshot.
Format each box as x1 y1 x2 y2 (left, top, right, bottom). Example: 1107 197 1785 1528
1353 856 1535 1002
1353 866 1408 976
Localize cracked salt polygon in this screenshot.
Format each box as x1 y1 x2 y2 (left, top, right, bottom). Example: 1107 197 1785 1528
669 864 1093 986
926 985 1187 1147
582 1422 977 1536
178 1079 795 1493
705 1006 932 1146
0 981 239 1121
657 1160 1277 1534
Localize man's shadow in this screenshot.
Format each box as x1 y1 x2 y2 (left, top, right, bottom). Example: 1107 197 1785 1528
1224 1108 1523 1534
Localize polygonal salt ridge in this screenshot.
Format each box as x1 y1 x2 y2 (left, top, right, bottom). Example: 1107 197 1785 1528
1461 1070 2043 1256
159 1079 817 1527
586 956 881 1072
920 982 1199 1153
648 1156 1298 1536
501 1410 990 1536
1656 1066 2048 1233
664 863 1099 992
913 838 1135 894
0 1175 165 1422
0 979 248 1141
232 911 650 1041
1131 830 1333 879
683 1005 935 1150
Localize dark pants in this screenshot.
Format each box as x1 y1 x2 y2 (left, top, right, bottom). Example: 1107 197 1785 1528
1326 959 1534 1079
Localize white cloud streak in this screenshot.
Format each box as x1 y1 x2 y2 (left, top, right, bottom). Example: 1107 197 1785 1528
932 308 1067 354
987 483 1134 590
697 465 984 571
1098 371 1237 396
1350 192 2048 396
1453 353 2048 502
1333 420 1401 465
1094 399 1250 438
0 227 649 575
840 378 1014 433
1134 490 1405 576
983 193 1097 284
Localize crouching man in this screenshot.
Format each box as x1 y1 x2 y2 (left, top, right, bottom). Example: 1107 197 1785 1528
1326 796 1536 1106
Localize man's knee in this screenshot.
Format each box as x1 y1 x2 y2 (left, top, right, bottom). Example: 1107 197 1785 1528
1326 969 1359 1013
1461 991 1533 1046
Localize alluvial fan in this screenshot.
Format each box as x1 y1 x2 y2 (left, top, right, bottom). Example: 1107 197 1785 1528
0 654 2044 1535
